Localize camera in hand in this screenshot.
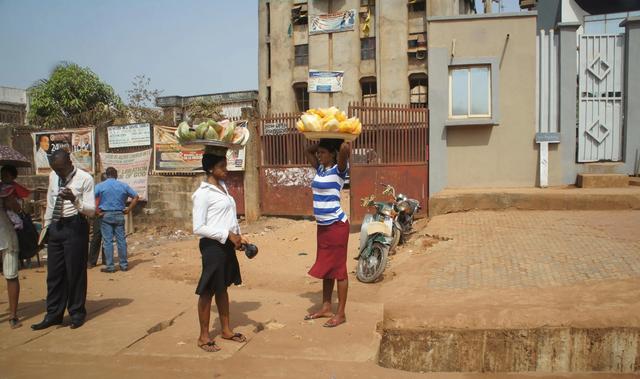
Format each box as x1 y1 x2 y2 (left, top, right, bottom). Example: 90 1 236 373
243 243 258 259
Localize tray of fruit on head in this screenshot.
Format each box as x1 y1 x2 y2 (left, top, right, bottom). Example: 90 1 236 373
296 107 362 142
174 119 250 150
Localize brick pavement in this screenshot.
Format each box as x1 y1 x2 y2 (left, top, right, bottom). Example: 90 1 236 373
418 211 640 290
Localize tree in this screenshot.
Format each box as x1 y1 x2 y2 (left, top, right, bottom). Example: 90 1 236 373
124 74 168 124
186 98 224 124
28 62 123 128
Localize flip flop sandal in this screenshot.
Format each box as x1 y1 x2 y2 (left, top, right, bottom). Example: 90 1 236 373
9 318 22 329
304 313 334 321
222 333 247 343
198 341 221 352
323 318 346 328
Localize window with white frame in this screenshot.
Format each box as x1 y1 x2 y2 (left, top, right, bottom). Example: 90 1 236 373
449 66 491 119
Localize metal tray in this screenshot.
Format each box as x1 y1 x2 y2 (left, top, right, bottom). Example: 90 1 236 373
182 139 242 150
302 132 359 142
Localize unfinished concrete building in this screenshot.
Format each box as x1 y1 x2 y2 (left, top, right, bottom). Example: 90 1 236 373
258 0 475 115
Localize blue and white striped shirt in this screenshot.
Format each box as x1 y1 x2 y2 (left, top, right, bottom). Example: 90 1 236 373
311 164 348 226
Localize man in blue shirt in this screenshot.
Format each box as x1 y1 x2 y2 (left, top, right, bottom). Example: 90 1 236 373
95 167 139 273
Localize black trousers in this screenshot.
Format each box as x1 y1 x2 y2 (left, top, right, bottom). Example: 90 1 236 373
46 215 89 322
88 216 105 266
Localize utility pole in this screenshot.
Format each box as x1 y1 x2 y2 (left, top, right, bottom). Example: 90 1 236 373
242 106 261 222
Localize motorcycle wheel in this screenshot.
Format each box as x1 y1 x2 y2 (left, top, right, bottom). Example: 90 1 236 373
390 226 401 252
356 242 389 283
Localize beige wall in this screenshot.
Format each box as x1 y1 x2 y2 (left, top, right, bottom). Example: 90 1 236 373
429 14 562 188
258 0 471 115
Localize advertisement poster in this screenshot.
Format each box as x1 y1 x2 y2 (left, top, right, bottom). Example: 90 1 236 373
99 150 152 200
107 123 151 148
153 125 246 173
309 9 356 35
308 70 344 93
153 125 203 173
32 129 95 175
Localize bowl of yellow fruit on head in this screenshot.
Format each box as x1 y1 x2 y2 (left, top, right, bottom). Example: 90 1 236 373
296 107 362 142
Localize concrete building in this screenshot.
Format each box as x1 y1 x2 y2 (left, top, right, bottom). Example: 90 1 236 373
0 86 27 125
428 11 541 193
534 0 640 182
428 0 640 197
258 0 475 115
156 90 258 125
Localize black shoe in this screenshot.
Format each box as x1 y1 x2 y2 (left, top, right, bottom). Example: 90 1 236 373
70 319 85 329
120 267 128 272
100 268 116 273
31 317 63 331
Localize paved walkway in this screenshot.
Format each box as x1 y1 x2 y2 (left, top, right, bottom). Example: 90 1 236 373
381 210 640 330
421 211 640 289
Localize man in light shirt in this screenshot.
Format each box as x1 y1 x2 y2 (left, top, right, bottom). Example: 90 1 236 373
32 149 95 331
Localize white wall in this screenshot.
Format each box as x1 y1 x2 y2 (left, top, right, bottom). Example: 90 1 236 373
0 87 27 104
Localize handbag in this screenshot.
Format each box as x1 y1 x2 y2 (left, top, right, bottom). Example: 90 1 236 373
17 213 39 260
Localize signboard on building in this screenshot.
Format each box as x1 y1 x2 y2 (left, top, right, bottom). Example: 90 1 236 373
308 70 344 93
309 9 356 35
99 150 152 200
264 122 289 136
32 128 95 175
153 125 245 174
107 123 151 148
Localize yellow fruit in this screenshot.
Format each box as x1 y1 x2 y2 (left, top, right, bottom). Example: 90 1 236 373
296 120 305 132
325 118 340 132
352 119 362 134
336 111 347 122
301 114 322 131
324 106 339 119
338 120 351 133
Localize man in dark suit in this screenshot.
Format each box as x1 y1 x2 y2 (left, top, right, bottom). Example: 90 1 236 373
32 150 95 330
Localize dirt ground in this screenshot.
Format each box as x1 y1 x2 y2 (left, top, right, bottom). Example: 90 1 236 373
1 210 639 378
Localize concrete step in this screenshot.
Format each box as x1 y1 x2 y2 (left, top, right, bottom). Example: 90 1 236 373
631 177 640 186
582 162 625 174
428 187 640 216
577 173 629 188
379 326 640 373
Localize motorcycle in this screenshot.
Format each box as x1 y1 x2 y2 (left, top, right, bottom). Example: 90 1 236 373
355 194 395 283
355 185 422 283
381 184 421 249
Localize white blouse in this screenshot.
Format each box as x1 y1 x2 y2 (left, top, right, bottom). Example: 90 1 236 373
192 181 240 244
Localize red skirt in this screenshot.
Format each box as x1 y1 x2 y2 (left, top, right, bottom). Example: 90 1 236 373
308 221 350 280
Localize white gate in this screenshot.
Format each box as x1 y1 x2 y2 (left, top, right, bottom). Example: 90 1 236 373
578 34 625 162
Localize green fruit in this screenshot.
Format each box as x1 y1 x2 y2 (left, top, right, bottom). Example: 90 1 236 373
195 122 209 139
204 126 219 140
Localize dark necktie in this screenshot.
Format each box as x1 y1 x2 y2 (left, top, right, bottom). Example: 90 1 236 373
52 169 77 223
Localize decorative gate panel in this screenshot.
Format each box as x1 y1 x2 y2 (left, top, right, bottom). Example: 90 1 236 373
578 34 625 162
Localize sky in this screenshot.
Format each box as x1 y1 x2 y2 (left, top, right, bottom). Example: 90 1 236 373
0 0 259 102
474 0 521 14
0 0 520 103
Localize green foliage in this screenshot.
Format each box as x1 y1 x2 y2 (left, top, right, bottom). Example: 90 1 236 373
27 62 123 128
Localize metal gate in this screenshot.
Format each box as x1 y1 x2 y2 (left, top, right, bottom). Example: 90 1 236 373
258 112 313 216
578 34 625 162
348 102 428 223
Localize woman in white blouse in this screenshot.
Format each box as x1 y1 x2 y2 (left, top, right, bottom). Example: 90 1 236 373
192 152 248 352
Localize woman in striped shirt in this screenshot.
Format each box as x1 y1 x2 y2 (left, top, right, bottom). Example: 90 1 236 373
304 139 351 328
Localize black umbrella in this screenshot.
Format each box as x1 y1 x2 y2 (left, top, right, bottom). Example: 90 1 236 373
0 144 32 168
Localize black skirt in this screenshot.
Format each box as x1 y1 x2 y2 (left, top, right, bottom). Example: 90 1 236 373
195 238 242 296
